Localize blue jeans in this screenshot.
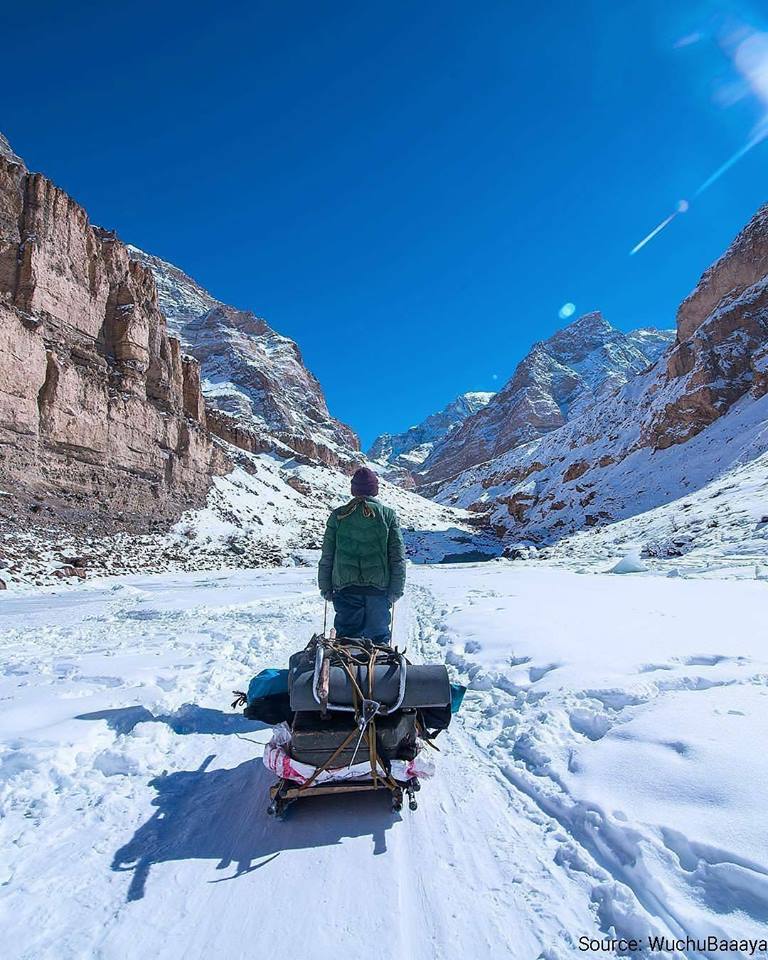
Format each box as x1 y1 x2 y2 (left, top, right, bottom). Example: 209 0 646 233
333 589 392 643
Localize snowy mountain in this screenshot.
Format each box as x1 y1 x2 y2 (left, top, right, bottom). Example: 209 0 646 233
127 246 360 470
546 445 768 574
435 207 768 559
0 437 502 586
368 391 494 473
126 245 219 338
418 313 673 490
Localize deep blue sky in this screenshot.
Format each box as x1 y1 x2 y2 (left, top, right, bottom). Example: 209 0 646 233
4 0 768 447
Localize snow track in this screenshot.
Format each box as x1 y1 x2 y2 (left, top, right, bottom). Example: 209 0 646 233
1 565 767 958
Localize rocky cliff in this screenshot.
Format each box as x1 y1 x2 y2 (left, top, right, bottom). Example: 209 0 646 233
644 205 768 449
127 247 361 471
0 144 228 538
435 208 768 547
419 313 673 491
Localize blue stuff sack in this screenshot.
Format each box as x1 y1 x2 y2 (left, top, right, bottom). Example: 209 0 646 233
450 682 467 714
247 668 289 704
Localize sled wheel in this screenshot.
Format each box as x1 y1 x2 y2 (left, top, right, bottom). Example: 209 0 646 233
405 781 418 812
268 797 289 820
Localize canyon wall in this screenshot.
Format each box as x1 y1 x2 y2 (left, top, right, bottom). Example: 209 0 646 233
0 153 228 535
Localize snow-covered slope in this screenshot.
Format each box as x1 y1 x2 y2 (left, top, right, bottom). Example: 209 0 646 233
0 439 502 587
127 246 360 469
125 245 219 339
368 391 494 472
174 444 503 566
419 313 673 490
437 377 768 551
544 445 768 574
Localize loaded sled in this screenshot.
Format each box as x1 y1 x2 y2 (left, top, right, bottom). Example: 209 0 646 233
234 627 463 819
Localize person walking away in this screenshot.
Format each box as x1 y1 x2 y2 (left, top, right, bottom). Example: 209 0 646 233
317 467 405 643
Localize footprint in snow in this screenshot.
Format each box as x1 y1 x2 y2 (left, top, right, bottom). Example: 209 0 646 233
117 609 165 622
568 707 613 741
637 663 674 673
529 663 560 682
582 688 648 711
678 654 729 667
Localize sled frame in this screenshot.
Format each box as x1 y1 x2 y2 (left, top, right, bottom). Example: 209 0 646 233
267 776 420 819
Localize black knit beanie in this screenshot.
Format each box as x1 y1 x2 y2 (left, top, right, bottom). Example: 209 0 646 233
351 467 379 498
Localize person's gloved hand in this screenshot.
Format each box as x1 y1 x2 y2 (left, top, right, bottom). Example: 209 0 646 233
388 593 402 604
321 590 334 601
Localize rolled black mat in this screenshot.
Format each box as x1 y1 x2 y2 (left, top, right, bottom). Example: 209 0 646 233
289 649 451 712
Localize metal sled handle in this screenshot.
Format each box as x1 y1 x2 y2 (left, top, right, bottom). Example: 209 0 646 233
382 654 408 715
311 645 408 716
312 642 327 706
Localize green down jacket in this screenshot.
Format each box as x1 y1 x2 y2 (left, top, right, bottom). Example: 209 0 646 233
318 497 406 599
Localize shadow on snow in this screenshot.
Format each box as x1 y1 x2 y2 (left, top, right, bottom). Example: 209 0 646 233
76 703 266 736
112 755 400 901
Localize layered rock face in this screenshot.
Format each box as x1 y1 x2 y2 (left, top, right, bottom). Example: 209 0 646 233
128 247 361 471
435 209 768 545
644 204 768 449
419 313 673 491
368 391 494 476
0 150 228 534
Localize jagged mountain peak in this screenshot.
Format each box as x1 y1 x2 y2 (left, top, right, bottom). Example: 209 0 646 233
368 390 495 472
676 201 768 341
417 314 674 489
0 132 23 167
127 244 360 467
546 309 613 343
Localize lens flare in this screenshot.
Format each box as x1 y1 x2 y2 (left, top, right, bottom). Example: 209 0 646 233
630 212 676 256
558 302 576 320
630 22 768 255
695 130 768 196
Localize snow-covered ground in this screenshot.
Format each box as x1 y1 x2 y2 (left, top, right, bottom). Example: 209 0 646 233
542 449 768 577
1 561 767 958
